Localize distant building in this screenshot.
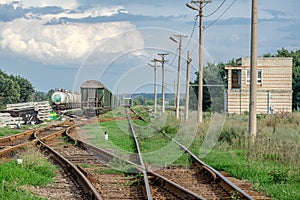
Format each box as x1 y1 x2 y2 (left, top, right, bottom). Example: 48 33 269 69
225 57 293 114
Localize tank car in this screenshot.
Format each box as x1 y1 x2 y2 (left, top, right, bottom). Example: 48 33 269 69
80 80 113 115
51 89 80 110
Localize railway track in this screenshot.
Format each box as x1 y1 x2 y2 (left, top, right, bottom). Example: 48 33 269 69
45 122 207 199
0 108 270 199
128 108 271 200
34 123 102 200
0 122 101 199
0 122 72 159
42 130 145 199
125 109 206 199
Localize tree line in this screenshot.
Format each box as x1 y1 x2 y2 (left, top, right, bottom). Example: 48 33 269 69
0 69 52 109
190 48 300 112
1 48 299 111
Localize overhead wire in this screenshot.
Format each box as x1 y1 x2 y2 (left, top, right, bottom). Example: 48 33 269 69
204 0 226 18
166 48 179 69
204 0 238 30
188 0 238 55
183 14 199 52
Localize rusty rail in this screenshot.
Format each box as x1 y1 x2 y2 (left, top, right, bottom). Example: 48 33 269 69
34 126 102 200
162 132 254 200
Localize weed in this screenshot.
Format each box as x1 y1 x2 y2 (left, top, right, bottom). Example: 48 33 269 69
0 148 56 199
267 168 289 184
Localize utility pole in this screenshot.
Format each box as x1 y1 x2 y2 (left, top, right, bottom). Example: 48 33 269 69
185 50 192 121
186 0 211 123
170 34 187 119
249 0 258 142
155 53 169 113
148 59 159 114
174 81 176 107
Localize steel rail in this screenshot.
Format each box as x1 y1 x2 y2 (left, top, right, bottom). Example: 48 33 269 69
0 130 35 144
129 108 254 199
125 108 153 200
162 131 254 200
0 141 34 158
148 171 205 200
65 121 209 199
0 122 69 158
127 108 207 199
34 127 102 200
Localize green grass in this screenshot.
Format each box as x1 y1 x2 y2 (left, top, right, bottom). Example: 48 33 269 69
84 108 300 199
130 106 151 123
83 120 136 153
0 149 56 200
95 167 128 174
0 127 22 137
203 149 300 199
0 123 48 138
201 112 300 200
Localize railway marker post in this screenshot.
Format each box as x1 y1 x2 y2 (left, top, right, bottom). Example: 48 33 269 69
104 132 108 140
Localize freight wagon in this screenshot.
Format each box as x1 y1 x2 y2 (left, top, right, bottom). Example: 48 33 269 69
80 80 118 115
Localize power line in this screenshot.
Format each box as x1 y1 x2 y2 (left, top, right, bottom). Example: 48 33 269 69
168 48 179 68
205 0 238 30
204 0 226 18
189 0 238 57
183 15 199 52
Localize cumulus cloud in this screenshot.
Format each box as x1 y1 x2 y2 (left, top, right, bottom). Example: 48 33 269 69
40 6 127 24
1 0 78 10
0 18 144 65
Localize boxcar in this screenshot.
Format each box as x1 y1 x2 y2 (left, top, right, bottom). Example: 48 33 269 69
121 97 132 108
80 80 112 115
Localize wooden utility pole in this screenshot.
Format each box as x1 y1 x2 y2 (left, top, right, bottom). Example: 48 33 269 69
148 60 159 114
186 0 211 123
155 53 169 113
170 34 187 119
185 51 192 121
249 0 258 142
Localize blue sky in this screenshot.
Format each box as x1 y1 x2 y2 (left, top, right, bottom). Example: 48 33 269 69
0 0 299 94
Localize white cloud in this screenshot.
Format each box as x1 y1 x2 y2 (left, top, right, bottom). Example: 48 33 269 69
38 6 126 22
0 18 144 65
0 0 15 4
0 0 78 10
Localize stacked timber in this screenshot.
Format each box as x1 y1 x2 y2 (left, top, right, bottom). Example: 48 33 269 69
35 101 51 121
0 113 23 128
6 101 51 124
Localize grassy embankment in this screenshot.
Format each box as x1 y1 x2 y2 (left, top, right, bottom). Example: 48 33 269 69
0 124 47 137
0 148 56 200
83 106 300 199
203 113 300 200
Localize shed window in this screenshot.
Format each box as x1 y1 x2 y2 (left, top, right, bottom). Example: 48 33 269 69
246 69 262 84
232 70 241 89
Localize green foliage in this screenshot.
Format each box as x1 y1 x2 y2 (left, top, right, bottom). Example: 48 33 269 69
202 112 300 199
83 120 136 153
0 70 35 107
32 91 48 102
0 74 20 105
0 181 44 200
0 127 23 137
267 168 289 184
84 108 300 199
190 62 226 112
189 48 300 112
263 48 300 110
0 149 56 199
13 76 35 102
